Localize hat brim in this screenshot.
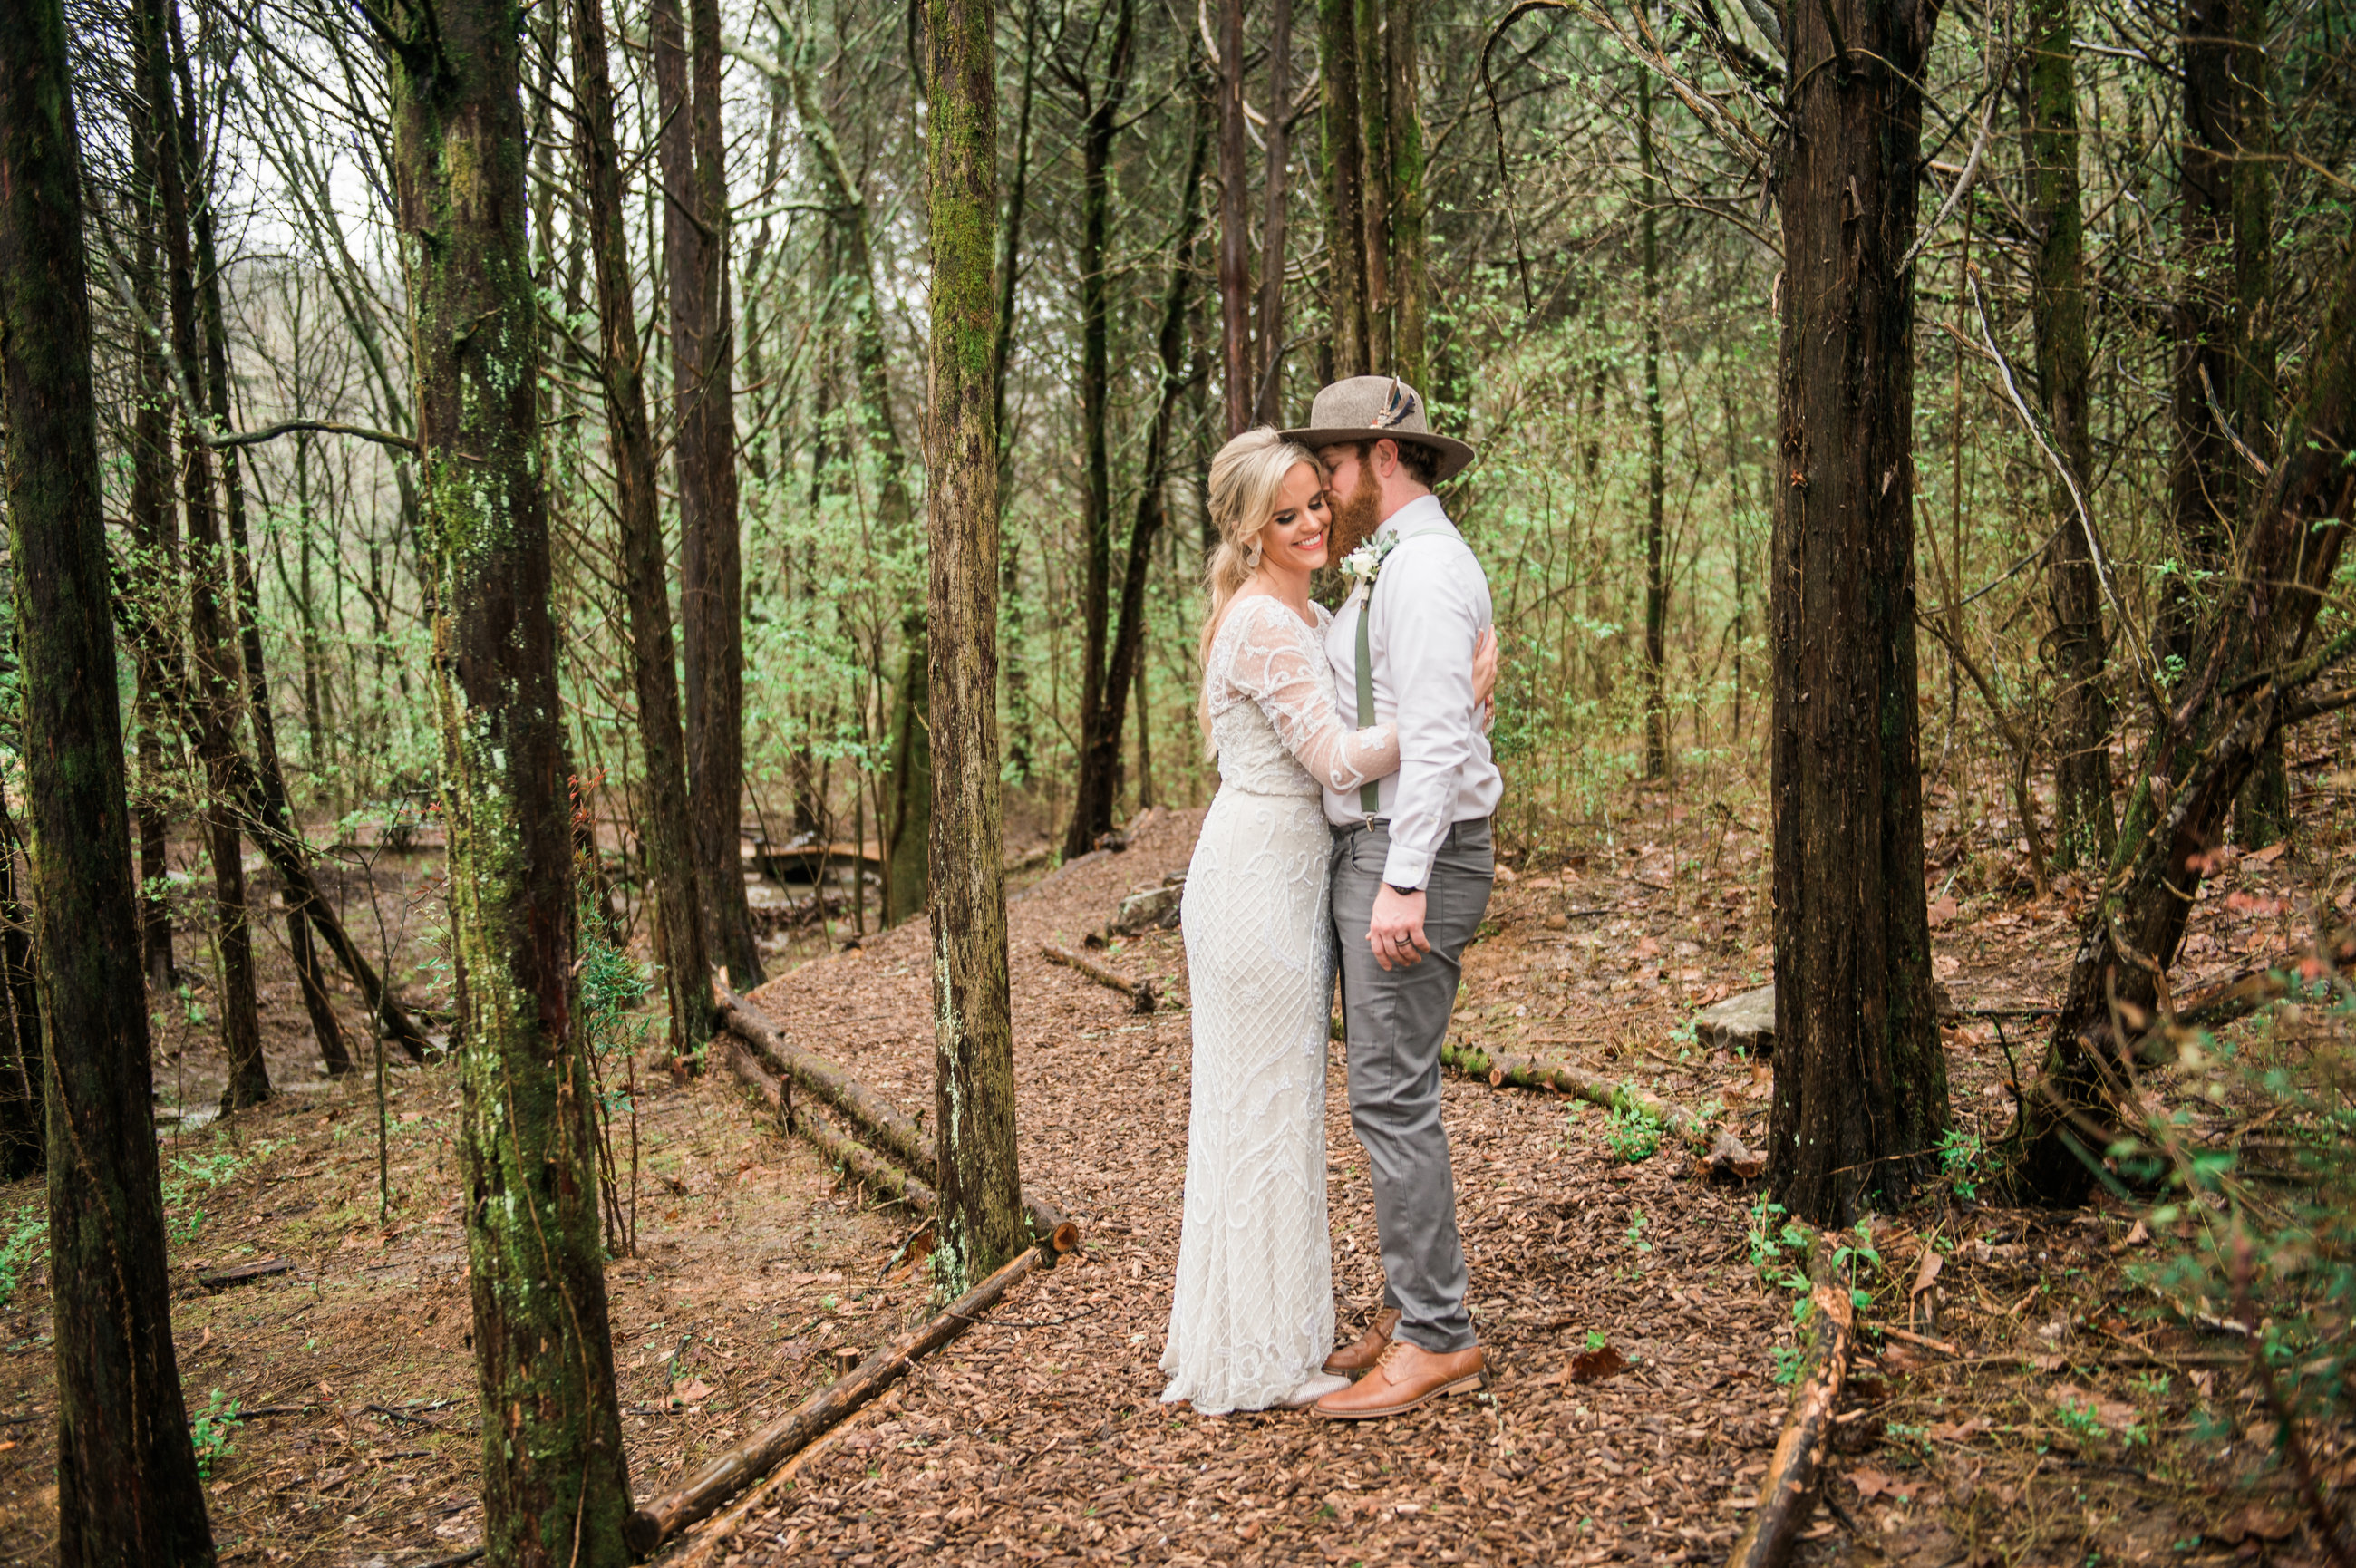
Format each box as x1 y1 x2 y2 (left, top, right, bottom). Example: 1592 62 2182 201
1277 426 1477 483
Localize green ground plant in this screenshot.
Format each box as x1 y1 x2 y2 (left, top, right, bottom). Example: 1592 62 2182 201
189 1387 242 1478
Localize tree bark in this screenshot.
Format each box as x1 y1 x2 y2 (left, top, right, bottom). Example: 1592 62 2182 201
1383 0 1427 387
152 0 266 1112
658 0 762 985
2025 0 2116 872
1319 0 1369 375
1354 0 1392 371
2161 0 2237 682
1638 57 1668 780
1060 0 1140 861
575 0 713 1057
1253 0 1294 424
0 3 219 1552
926 0 1027 1293
385 0 634 1555
1217 0 1252 435
995 0 1041 788
2226 0 2283 848
2012 221 2355 1206
1766 0 1950 1225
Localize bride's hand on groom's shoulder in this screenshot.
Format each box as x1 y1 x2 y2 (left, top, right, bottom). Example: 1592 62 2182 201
1473 627 1500 726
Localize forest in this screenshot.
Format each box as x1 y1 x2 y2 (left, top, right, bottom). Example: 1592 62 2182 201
0 0 2350 1554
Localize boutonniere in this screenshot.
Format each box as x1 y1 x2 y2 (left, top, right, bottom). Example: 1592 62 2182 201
1338 535 1397 590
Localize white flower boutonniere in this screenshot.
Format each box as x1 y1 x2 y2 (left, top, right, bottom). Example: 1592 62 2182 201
1338 535 1397 591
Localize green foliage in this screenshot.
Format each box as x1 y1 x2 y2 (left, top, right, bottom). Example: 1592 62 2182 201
1745 1196 1810 1292
159 1137 279 1248
1939 1128 1986 1202
1585 1328 1609 1352
189 1387 241 1478
1602 1089 1662 1163
0 1207 44 1310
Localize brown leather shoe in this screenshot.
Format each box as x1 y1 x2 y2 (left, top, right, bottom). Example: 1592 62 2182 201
1314 1341 1486 1420
1323 1308 1401 1376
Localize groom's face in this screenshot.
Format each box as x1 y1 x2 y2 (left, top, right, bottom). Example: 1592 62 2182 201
1319 442 1384 557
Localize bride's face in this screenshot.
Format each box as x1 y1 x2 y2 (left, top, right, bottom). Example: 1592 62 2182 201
1254 463 1332 581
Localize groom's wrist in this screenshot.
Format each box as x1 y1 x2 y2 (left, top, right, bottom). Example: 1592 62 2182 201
1386 881 1421 898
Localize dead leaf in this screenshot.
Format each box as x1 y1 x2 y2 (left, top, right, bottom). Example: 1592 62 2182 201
1926 895 1958 928
670 1377 716 1406
1849 1466 1911 1500
1910 1247 1943 1299
1564 1344 1629 1384
1925 1418 1989 1443
2245 841 2288 866
2220 1505 2297 1543
1933 954 1961 980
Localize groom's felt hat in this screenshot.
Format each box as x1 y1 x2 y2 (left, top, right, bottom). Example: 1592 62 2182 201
1281 375 1476 483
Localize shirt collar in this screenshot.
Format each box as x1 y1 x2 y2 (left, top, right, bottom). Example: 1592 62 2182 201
1374 493 1452 545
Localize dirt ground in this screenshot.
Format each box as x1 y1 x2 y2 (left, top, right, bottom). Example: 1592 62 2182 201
0 739 2350 1566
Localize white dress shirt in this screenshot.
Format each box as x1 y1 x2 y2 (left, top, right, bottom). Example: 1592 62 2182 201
1323 493 1504 888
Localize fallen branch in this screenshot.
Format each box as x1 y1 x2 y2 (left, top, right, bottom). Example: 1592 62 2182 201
668 1400 887 1567
1727 1235 1856 1568
1039 943 1158 1013
714 990 1080 1253
715 982 933 1174
623 1237 1070 1553
1439 1039 1764 1177
717 1037 938 1214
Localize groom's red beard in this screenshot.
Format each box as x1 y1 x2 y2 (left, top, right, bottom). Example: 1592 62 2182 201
1327 449 1384 557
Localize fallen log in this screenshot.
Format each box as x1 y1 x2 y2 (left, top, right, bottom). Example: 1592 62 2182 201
714 982 933 1175
1727 1236 1855 1568
1439 1039 1765 1177
717 1037 938 1214
623 1235 1070 1554
1039 942 1158 1013
668 1400 888 1567
713 994 1080 1253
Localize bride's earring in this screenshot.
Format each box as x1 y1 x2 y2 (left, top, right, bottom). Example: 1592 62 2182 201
1245 538 1263 571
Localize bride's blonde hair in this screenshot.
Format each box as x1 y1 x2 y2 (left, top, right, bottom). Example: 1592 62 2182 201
1197 427 1322 750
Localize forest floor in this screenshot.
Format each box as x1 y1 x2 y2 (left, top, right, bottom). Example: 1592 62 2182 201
0 738 2349 1567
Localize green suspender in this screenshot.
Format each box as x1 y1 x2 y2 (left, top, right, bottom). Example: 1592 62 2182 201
1356 593 1381 818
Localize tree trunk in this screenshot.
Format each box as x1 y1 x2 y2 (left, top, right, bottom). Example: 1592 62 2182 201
1638 57 1668 780
575 0 713 1056
1382 0 1427 387
2012 221 2355 1206
187 40 332 1084
1319 0 1369 375
662 0 763 985
125 48 179 994
146 0 265 1111
925 0 1027 1292
1254 0 1294 424
0 4 219 1553
2161 0 2236 681
1354 0 1391 372
2227 0 2283 848
1098 73 1212 819
1766 0 1950 1225
2025 0 2116 872
1217 0 1252 435
153 0 267 1114
1061 0 1139 861
385 0 634 1555
994 0 1040 789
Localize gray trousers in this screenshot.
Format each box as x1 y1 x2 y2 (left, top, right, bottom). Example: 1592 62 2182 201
1330 816 1494 1353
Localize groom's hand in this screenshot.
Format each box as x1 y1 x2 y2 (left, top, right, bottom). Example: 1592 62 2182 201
1368 886 1431 971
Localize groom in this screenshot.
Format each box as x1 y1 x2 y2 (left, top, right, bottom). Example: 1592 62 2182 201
1285 377 1499 1420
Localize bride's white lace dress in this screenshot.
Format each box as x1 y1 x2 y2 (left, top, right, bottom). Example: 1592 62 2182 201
1160 595 1399 1416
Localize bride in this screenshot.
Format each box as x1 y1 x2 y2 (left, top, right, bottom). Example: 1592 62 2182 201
1160 428 1495 1415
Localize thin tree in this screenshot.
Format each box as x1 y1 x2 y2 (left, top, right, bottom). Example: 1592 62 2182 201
654 0 763 983
575 0 713 1057
0 0 218 1553
2025 0 2115 870
1637 53 1668 780
379 0 634 1554
927 0 1027 1292
1216 0 1251 434
1766 0 1950 1224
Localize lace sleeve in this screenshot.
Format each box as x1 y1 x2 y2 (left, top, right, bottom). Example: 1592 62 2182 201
1224 599 1400 790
